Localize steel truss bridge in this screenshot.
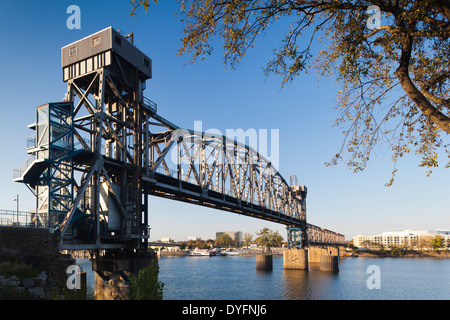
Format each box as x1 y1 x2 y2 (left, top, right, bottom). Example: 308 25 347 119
13 27 345 260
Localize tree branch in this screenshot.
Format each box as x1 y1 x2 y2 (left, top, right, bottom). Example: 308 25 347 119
364 25 394 38
395 32 450 134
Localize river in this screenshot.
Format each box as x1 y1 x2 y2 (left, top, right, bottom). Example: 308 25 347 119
77 255 450 300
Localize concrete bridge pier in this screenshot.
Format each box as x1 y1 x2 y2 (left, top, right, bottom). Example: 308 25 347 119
283 248 308 270
92 249 156 300
309 246 339 272
256 247 273 271
283 246 339 272
319 255 339 272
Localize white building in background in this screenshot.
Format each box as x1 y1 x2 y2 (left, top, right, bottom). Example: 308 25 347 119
352 229 450 249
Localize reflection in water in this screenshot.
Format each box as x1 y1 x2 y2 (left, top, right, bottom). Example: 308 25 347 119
282 269 340 300
282 269 311 299
78 256 450 300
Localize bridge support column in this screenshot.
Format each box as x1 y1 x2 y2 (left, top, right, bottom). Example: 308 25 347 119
320 255 339 272
308 247 326 270
256 254 273 271
92 249 156 300
95 271 130 300
307 247 339 272
256 247 273 271
283 248 308 270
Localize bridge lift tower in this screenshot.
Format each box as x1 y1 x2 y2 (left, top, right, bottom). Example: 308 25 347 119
14 27 158 292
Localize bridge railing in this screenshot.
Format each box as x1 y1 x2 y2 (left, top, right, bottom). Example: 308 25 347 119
142 96 157 113
13 155 36 180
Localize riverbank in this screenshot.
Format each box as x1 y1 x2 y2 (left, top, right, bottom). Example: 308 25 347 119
160 248 450 258
354 250 450 258
160 248 284 257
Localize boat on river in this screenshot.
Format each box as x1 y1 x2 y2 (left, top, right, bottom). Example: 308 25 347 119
210 248 226 256
189 248 226 256
189 248 211 256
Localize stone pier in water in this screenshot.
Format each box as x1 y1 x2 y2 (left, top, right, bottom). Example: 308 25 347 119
283 247 340 272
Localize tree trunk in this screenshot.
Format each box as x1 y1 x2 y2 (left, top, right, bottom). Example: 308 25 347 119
396 66 450 134
395 32 450 134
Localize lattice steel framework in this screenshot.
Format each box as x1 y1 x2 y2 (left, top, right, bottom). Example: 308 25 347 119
58 61 151 250
14 27 345 251
307 224 346 246
14 102 74 229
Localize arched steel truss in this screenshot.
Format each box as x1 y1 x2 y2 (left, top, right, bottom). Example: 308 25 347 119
141 119 344 247
143 128 307 227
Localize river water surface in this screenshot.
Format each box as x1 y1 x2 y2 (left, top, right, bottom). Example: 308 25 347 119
78 255 450 300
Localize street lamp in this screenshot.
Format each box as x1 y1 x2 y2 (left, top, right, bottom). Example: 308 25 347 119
12 194 19 225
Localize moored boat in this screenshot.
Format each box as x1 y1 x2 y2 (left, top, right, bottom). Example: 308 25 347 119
189 248 212 256
188 247 227 256
210 248 226 256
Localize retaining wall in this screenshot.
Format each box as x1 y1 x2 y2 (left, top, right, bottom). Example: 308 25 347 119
0 226 74 289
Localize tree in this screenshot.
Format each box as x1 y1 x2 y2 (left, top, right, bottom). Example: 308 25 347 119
389 244 404 256
243 232 253 247
131 0 450 185
431 235 445 250
418 236 432 251
215 233 235 247
255 227 283 247
129 259 164 300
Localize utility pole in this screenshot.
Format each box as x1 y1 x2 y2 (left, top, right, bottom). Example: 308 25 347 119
12 194 19 224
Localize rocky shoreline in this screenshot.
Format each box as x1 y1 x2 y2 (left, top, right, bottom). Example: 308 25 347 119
0 271 53 300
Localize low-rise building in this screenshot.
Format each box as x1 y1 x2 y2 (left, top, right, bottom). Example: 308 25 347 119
352 229 450 249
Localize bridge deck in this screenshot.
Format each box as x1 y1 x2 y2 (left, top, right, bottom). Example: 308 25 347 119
143 172 305 227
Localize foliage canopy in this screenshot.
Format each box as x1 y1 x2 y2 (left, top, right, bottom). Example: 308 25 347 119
131 0 450 185
255 227 283 247
129 259 164 300
215 233 235 247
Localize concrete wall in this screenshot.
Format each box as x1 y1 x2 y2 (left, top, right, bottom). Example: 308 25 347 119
0 226 74 289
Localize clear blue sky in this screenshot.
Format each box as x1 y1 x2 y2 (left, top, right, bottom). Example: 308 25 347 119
0 1 449 242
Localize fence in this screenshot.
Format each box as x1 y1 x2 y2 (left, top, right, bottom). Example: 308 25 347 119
0 209 46 228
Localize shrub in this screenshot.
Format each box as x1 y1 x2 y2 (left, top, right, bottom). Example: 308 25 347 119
0 260 39 279
129 259 164 300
